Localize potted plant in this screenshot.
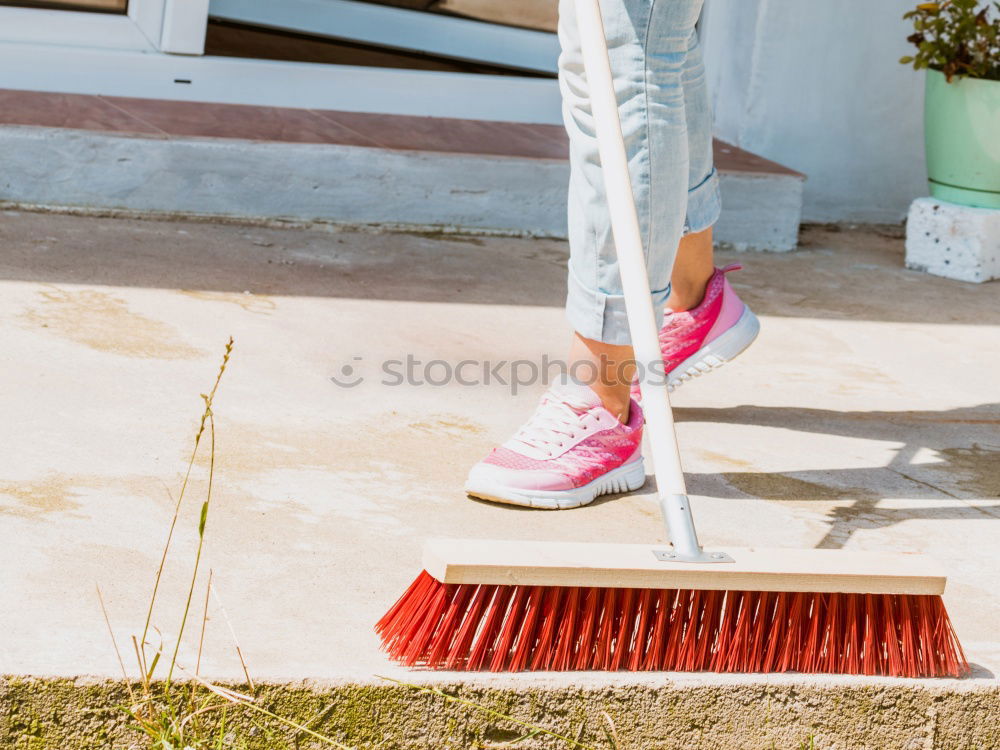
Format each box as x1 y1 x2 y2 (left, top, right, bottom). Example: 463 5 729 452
901 0 1000 209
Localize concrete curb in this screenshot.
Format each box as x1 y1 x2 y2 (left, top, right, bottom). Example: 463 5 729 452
2 675 997 749
905 197 1000 283
0 125 802 251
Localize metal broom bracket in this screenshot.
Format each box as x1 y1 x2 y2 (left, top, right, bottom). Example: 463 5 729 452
653 549 735 563
654 493 735 564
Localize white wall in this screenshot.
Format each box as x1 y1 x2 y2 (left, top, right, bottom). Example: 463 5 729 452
702 0 927 223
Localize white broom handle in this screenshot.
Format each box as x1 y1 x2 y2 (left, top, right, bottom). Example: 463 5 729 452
574 0 702 553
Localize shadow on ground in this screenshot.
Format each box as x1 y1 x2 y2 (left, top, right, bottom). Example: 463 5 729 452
678 403 1000 549
2 212 1000 325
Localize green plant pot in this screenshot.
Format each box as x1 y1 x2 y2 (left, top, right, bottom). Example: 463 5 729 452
925 68 1000 209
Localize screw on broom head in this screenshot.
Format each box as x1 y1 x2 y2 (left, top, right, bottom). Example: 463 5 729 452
375 540 969 677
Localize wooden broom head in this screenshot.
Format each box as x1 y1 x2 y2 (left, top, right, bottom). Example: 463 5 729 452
422 538 947 596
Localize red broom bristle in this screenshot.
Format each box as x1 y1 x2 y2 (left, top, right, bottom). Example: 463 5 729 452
594 588 616 669
444 584 489 670
549 586 579 670
643 589 668 670
489 586 526 671
573 587 599 670
627 589 653 671
761 592 785 671
802 593 824 673
529 587 563 670
509 586 544 671
467 585 511 670
376 572 969 677
609 588 635 671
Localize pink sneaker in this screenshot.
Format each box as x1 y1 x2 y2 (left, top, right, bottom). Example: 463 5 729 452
634 264 759 397
465 382 645 509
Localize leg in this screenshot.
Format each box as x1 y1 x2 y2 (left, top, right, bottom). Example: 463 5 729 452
639 22 757 394
567 332 635 422
560 0 706 416
668 25 721 312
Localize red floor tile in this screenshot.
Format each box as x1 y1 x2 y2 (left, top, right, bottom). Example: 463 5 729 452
0 89 163 135
100 96 382 146
714 139 804 177
312 110 568 158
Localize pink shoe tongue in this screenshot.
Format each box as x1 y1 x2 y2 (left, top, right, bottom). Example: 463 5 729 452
547 379 603 408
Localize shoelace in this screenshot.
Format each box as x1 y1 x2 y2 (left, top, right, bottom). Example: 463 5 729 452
510 390 594 457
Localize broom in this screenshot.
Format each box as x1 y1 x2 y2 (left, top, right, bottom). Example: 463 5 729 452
376 0 968 677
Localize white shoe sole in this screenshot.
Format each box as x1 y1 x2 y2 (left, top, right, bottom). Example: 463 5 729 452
465 458 646 510
666 306 760 391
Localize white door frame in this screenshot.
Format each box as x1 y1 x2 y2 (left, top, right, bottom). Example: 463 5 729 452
0 0 209 53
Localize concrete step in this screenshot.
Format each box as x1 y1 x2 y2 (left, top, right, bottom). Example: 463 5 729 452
0 88 804 250
3 674 998 749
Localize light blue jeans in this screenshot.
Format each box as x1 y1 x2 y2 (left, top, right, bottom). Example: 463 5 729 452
559 0 721 346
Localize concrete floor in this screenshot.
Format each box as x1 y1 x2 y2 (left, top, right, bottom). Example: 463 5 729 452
1 210 999 743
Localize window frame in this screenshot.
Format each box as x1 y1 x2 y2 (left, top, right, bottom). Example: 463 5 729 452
0 0 207 52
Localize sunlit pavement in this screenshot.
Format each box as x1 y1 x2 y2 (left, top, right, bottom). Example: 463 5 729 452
1 210 998 744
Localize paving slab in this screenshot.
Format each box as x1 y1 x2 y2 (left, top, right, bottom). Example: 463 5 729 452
0 211 998 748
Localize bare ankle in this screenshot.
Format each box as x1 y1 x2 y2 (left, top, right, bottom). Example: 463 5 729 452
568 333 635 424
667 273 712 311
